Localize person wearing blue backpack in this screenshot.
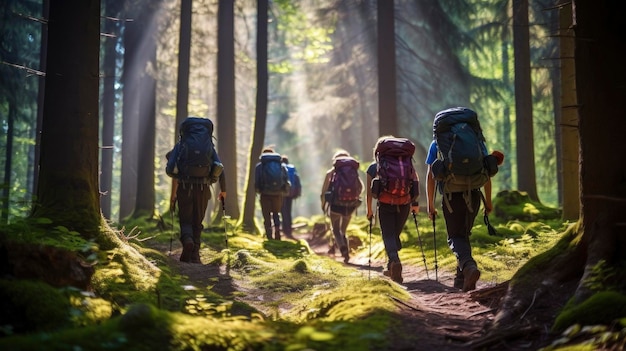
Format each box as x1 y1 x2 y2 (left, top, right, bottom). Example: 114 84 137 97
166 117 226 264
255 147 290 240
425 107 498 292
277 155 301 239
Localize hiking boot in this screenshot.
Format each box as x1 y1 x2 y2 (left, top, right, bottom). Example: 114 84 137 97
462 265 480 292
180 239 194 263
390 262 403 284
453 277 464 290
340 246 349 263
191 244 202 264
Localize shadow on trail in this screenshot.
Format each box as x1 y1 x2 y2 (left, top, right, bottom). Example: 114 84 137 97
404 279 459 294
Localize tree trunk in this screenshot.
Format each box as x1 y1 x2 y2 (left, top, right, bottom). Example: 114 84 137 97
377 0 397 137
217 0 239 220
32 0 101 237
175 0 192 132
512 0 539 201
500 2 513 190
100 0 120 219
32 0 49 202
489 0 626 339
134 28 157 218
574 0 626 301
558 3 580 221
119 13 140 221
240 0 268 232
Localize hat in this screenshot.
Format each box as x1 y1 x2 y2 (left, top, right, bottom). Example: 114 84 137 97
332 150 350 160
491 150 504 165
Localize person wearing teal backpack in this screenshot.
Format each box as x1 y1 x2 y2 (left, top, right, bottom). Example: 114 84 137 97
255 147 290 240
425 107 498 292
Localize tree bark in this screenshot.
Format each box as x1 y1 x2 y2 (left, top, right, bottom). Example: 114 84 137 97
240 0 268 232
217 0 239 220
558 2 580 220
513 0 539 201
32 0 101 237
377 0 397 137
100 0 121 219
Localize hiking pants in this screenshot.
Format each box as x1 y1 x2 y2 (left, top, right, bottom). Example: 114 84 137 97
378 202 411 268
260 194 283 240
442 190 481 274
329 207 354 250
281 196 294 237
177 182 212 246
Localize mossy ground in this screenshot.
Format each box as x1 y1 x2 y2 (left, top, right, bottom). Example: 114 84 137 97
0 191 624 350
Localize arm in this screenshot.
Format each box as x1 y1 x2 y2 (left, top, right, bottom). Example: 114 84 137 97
366 172 374 220
483 177 493 215
218 170 226 201
320 171 331 211
426 165 437 220
170 179 178 212
411 170 420 214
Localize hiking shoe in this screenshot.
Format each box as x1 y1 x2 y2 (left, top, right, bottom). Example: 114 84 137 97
180 240 194 263
462 266 480 292
191 244 202 264
340 246 349 263
453 277 464 290
390 262 403 284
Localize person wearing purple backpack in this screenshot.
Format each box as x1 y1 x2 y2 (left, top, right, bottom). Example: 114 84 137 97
366 136 420 284
320 150 363 263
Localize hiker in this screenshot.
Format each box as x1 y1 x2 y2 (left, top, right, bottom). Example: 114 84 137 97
320 150 364 263
255 147 290 240
278 155 301 239
366 137 420 283
425 107 498 292
166 117 226 264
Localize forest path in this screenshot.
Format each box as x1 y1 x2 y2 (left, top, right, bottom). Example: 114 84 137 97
172 230 510 351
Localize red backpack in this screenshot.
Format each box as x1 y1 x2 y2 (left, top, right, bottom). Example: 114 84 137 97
329 156 363 207
373 137 418 205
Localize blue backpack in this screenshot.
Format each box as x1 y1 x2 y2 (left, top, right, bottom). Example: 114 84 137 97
285 164 301 198
166 117 222 182
259 153 290 195
432 107 496 194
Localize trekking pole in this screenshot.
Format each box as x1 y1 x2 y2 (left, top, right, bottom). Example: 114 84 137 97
368 216 372 281
169 200 176 256
220 197 229 251
432 216 438 282
412 211 429 280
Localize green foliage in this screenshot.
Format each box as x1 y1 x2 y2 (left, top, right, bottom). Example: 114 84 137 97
553 292 626 333
0 280 72 335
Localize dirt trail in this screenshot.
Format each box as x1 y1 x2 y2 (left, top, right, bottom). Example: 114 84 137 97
173 231 509 351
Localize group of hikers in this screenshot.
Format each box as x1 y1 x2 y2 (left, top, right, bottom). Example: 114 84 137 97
165 107 504 292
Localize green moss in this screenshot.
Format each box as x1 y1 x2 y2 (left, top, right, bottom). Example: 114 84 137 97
493 190 562 221
553 291 626 332
0 279 71 334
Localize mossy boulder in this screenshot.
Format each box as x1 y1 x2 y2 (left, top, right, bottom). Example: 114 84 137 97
553 291 626 332
493 190 562 221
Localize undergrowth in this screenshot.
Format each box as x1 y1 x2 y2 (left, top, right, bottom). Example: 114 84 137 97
0 191 578 350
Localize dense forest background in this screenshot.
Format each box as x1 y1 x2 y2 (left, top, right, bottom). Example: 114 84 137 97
1 0 566 226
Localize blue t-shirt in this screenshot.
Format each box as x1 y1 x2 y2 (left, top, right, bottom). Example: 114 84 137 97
425 141 437 165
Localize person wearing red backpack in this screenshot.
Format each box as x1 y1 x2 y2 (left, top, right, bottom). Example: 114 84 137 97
366 136 420 283
320 150 364 263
